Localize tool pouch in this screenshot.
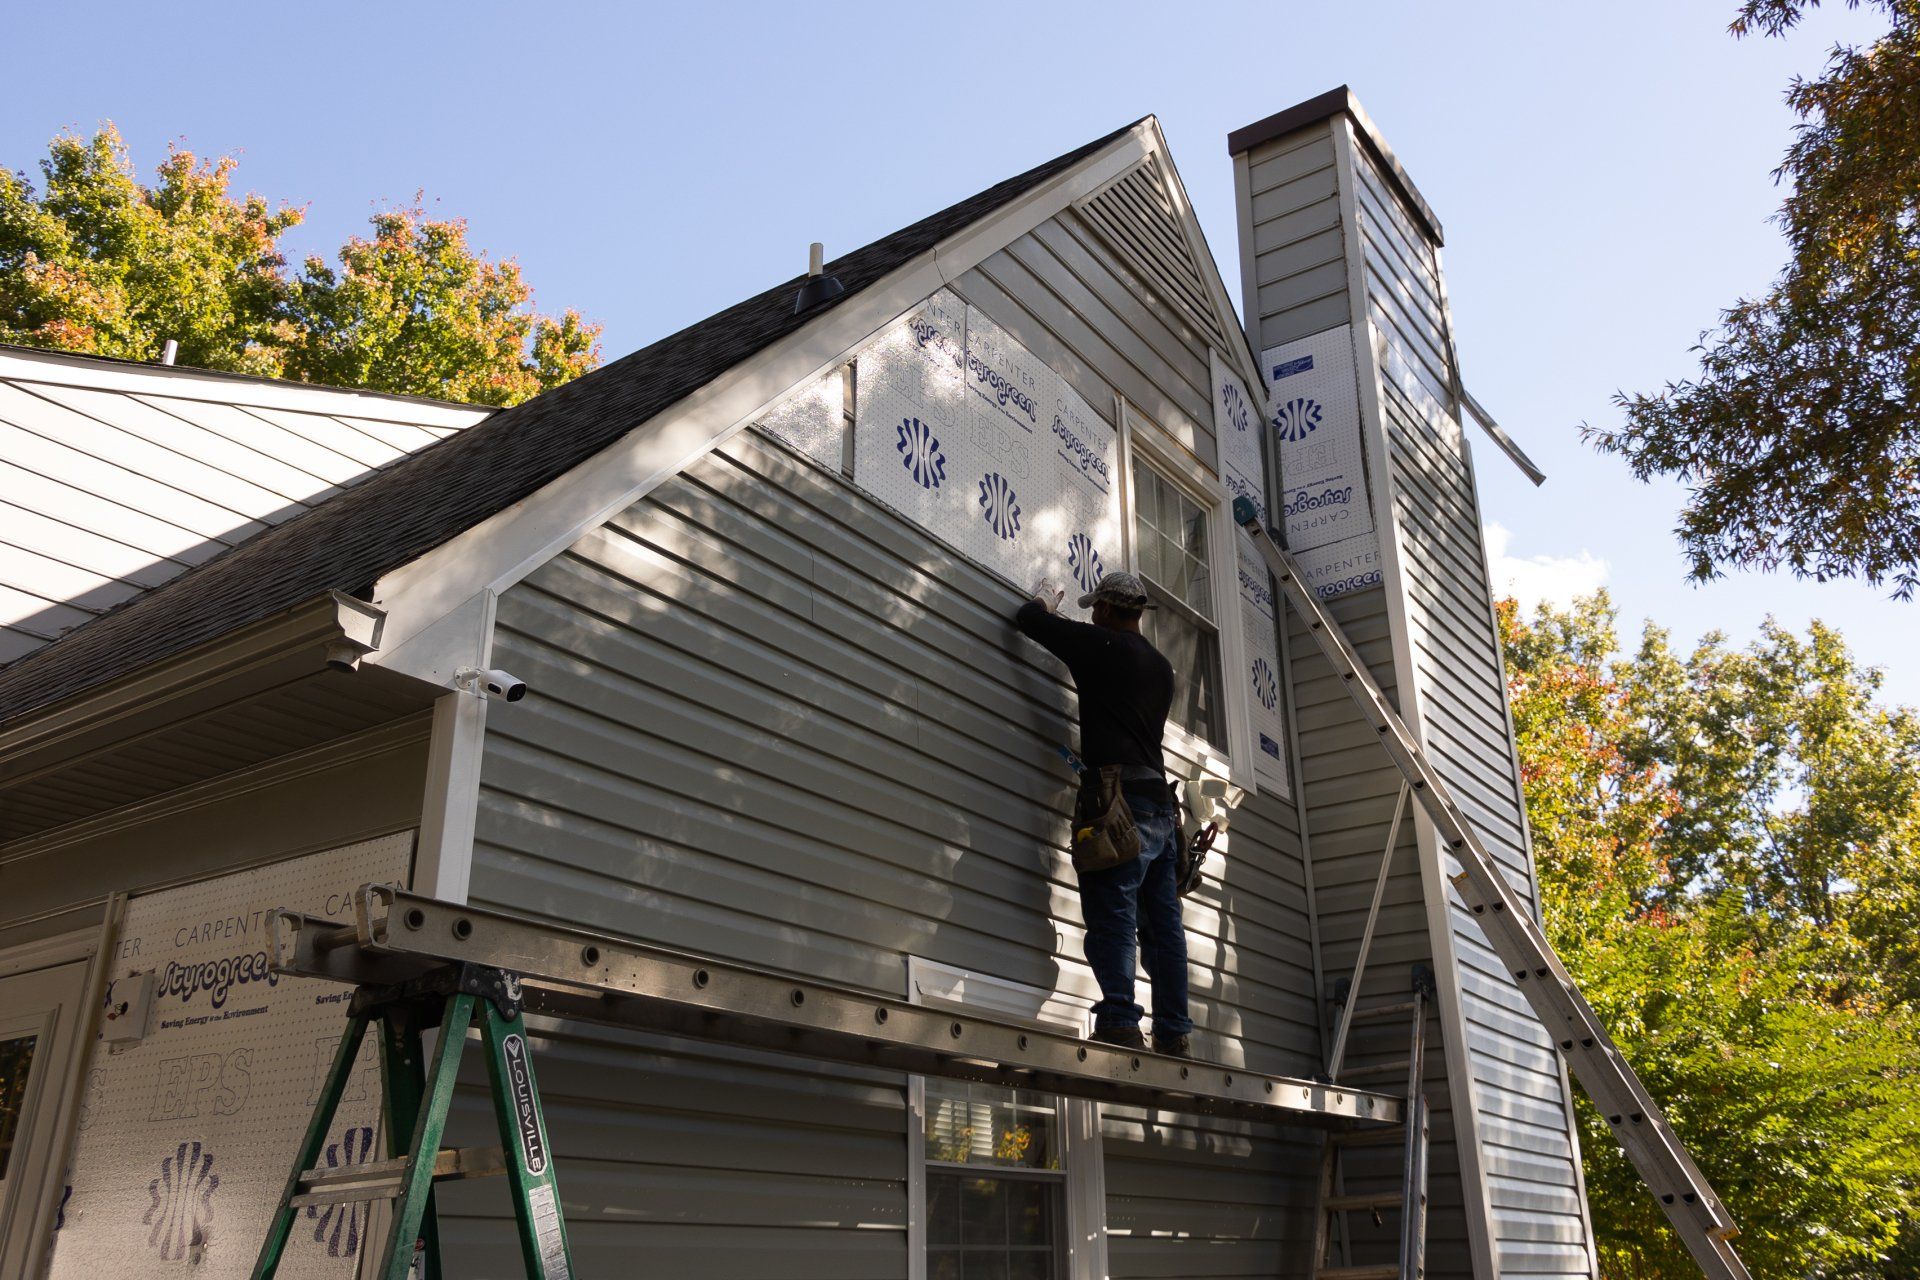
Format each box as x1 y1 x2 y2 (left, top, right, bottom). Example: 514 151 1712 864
1173 816 1200 896
1070 765 1141 873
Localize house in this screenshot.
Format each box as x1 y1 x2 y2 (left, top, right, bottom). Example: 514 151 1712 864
0 91 1601 1279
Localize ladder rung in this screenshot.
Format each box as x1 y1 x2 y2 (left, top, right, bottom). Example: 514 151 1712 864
1338 1059 1413 1081
290 1145 508 1207
1317 1266 1401 1280
1347 1000 1419 1023
292 1156 408 1207
1325 1192 1402 1213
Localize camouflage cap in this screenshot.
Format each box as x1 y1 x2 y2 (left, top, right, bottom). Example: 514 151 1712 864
1077 570 1156 610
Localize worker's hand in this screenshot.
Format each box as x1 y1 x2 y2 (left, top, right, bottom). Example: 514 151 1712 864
1030 577 1065 612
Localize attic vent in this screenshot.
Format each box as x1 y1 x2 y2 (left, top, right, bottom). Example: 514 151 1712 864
1074 156 1235 355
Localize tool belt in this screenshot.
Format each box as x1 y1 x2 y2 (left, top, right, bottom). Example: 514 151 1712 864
1070 765 1142 872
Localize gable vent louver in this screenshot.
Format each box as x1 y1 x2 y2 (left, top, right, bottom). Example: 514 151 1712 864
1074 155 1235 356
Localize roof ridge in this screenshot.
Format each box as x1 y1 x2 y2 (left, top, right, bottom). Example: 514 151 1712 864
0 342 499 412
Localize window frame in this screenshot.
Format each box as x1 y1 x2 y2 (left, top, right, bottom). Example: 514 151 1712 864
906 959 1108 1280
1116 404 1260 797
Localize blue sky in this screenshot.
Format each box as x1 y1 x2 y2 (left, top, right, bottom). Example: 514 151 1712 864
5 0 1910 703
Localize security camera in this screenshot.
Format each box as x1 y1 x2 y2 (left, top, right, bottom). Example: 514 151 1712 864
323 639 363 672
453 667 528 703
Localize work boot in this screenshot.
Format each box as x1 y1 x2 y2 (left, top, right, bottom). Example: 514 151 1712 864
1152 1033 1191 1058
1090 1025 1146 1050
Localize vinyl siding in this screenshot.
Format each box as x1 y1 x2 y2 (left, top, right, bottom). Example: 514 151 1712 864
1349 137 1592 1278
1237 107 1595 1278
438 1027 907 1280
1243 123 1349 355
1288 588 1474 1280
0 349 487 664
1241 109 1477 1280
1104 1108 1318 1280
473 427 1318 1062
467 393 1319 1270
962 208 1219 472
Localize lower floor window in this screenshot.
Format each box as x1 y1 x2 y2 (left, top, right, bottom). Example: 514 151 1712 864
927 1170 1066 1280
924 1079 1068 1279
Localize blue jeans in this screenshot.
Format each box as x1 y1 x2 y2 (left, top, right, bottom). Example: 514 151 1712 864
1078 795 1192 1039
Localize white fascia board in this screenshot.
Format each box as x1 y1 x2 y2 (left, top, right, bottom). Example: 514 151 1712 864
366 127 1154 675
408 589 496 904
0 348 492 430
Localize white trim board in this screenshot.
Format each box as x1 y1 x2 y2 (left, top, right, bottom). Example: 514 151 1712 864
0 347 492 429
365 128 1155 684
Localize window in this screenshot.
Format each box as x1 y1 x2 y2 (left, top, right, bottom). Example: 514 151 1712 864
1132 461 1226 748
907 959 1106 1280
924 1080 1068 1280
0 1034 38 1180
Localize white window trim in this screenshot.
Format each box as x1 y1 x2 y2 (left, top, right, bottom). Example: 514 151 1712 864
1118 405 1260 797
905 958 1108 1280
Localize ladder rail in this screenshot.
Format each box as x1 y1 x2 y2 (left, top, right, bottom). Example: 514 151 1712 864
1400 982 1430 1280
1235 499 1750 1280
1314 973 1432 1280
1327 783 1410 1080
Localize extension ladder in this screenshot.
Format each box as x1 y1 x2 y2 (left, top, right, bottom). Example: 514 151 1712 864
1315 966 1434 1280
250 961 574 1280
1234 496 1751 1280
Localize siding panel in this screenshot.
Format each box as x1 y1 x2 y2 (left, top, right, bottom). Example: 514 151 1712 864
1351 134 1592 1274
471 369 1320 1272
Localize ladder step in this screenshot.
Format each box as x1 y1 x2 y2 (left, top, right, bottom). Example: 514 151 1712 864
1347 1000 1419 1023
1338 1059 1413 1082
1324 1192 1403 1213
1317 1266 1402 1280
290 1145 508 1208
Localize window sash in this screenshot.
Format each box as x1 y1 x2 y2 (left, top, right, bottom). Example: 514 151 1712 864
1131 456 1227 750
1132 464 1216 623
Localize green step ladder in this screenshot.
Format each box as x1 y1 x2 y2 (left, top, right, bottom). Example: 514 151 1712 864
249 961 574 1280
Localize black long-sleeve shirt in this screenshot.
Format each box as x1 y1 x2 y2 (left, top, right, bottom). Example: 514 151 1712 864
1015 602 1173 784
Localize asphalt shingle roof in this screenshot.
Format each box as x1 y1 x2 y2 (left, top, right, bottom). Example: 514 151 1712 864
0 120 1140 725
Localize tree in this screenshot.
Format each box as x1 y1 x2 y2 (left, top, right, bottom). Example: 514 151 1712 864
0 126 600 405
1499 594 1920 1279
1587 1 1920 597
286 200 599 407
0 125 302 374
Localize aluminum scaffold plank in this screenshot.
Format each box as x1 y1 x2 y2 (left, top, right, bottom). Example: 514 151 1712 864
269 884 1405 1130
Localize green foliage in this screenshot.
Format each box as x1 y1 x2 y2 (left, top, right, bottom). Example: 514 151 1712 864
1499 595 1920 1279
1588 1 1920 597
287 201 599 407
0 125 302 374
0 126 600 404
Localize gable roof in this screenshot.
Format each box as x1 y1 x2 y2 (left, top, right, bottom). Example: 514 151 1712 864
0 120 1143 726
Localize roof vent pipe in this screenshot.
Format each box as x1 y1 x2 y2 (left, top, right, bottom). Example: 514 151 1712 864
793 241 844 314
159 339 178 366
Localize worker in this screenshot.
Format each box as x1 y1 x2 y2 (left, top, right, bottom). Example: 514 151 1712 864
1015 571 1193 1057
